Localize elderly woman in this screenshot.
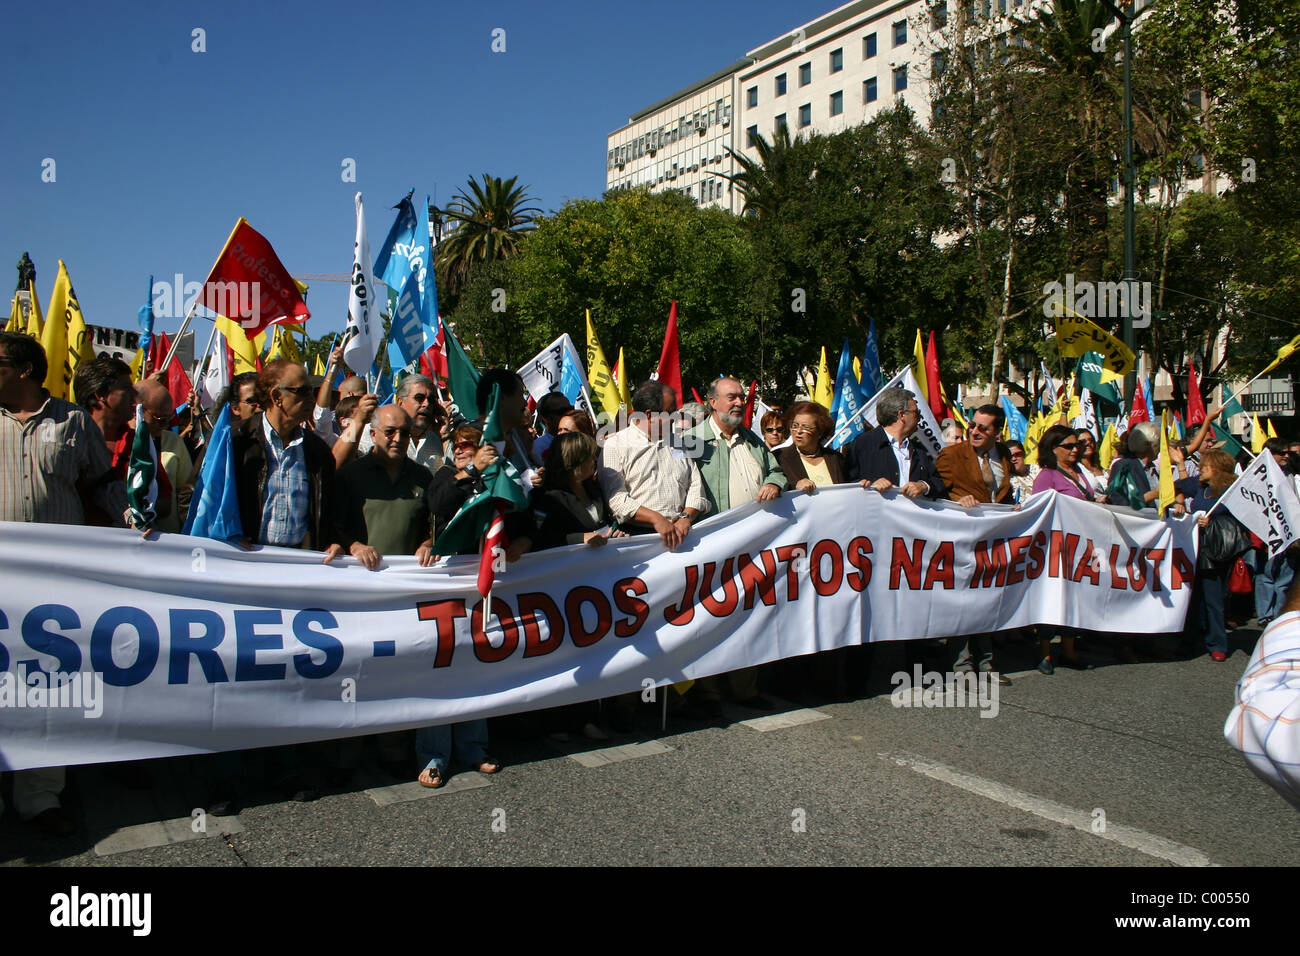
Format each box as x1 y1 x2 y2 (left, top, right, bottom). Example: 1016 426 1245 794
775 401 845 492
415 425 507 788
760 410 788 449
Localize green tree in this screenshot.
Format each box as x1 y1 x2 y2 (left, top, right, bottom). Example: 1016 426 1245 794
435 174 542 310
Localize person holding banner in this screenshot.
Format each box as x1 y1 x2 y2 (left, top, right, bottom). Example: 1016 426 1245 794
1032 425 1096 502
844 388 944 500
1253 440 1300 626
775 401 845 492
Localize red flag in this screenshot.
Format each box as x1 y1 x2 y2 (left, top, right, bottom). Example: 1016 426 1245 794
477 502 508 599
418 323 450 381
199 218 310 337
1186 359 1206 426
742 380 758 428
1129 380 1150 425
690 387 704 404
924 331 951 420
145 332 194 415
654 300 683 408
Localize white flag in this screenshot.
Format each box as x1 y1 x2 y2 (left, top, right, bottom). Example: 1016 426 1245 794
343 192 381 375
1220 452 1300 557
197 324 231 409
1071 388 1097 434
836 365 943 460
516 333 595 422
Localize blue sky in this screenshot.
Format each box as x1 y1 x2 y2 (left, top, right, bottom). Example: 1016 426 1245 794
2 0 831 340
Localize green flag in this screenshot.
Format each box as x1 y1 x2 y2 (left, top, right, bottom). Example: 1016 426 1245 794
1211 422 1245 458
1076 352 1122 406
433 383 530 556
1219 383 1245 421
125 405 159 530
444 324 481 422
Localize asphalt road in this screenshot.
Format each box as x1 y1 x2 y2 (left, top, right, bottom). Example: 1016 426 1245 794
2 625 1295 868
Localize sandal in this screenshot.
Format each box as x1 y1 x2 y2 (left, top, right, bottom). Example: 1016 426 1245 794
417 767 445 789
476 757 502 775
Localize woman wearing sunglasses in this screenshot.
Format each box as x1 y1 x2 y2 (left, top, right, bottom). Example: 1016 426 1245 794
1074 428 1109 502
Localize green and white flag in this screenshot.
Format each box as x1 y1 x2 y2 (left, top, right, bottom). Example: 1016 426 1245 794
1076 352 1122 406
126 405 159 530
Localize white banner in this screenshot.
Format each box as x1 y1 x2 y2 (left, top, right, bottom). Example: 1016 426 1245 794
517 333 595 421
0 491 1197 770
1220 452 1300 557
343 192 381 376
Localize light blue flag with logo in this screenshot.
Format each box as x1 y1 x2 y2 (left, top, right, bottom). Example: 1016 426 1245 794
1000 395 1028 442
861 318 883 396
829 339 854 419
183 404 243 543
830 340 869 450
559 349 584 405
1141 374 1155 422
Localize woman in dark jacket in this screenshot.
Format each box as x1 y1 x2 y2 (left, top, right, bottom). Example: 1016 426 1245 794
775 401 846 491
1186 448 1249 661
528 432 626 740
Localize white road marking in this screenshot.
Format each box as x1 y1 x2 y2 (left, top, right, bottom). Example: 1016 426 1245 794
569 740 674 768
735 708 832 732
93 813 244 857
879 751 1213 867
366 773 494 806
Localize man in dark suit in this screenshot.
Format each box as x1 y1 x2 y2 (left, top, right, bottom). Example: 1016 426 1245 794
935 403 1013 506
935 403 1014 685
844 388 945 499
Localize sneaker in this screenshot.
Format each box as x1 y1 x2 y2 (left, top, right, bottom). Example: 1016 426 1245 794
1037 658 1055 676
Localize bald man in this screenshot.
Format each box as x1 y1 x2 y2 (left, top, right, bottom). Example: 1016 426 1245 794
137 378 192 532
333 405 435 570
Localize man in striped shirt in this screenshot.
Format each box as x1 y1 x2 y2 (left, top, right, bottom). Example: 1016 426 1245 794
0 331 129 837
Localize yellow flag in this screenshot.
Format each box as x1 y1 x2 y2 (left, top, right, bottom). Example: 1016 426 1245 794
1023 412 1050 462
852 356 862 383
1157 410 1176 517
5 294 21 333
1266 417 1278 441
267 326 302 364
65 292 94 404
585 310 622 419
215 315 265 374
1066 391 1083 424
1098 421 1119 470
312 354 326 377
1259 333 1300 377
129 347 146 382
1054 308 1136 376
1251 414 1268 454
911 330 929 404
24 281 44 339
814 347 834 409
40 260 87 400
615 347 632 409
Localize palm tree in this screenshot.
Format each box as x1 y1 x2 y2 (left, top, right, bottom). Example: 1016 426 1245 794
718 125 811 219
435 174 543 302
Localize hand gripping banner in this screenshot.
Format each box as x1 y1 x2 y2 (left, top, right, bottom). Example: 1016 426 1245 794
0 490 1197 770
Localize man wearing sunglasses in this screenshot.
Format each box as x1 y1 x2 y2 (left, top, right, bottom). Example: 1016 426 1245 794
231 359 340 558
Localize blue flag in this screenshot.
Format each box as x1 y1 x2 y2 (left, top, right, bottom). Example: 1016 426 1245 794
182 405 243 543
391 269 428 367
861 318 883 396
372 191 419 290
1141 375 1155 421
830 340 869 449
138 274 155 355
1000 395 1028 442
559 349 584 405
832 343 852 421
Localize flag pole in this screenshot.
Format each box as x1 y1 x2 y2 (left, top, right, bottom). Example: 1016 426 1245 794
159 218 247 375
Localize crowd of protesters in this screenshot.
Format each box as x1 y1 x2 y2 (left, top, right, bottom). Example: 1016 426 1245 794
2 329 1291 834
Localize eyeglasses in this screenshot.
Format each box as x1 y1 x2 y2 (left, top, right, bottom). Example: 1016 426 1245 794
453 441 478 452
406 392 432 405
790 423 818 433
380 427 411 438
276 384 313 398
239 397 260 407
764 427 786 435
970 422 997 433
1009 451 1025 459
1058 442 1080 450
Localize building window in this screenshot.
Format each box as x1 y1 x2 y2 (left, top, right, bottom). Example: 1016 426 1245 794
931 51 947 78
830 48 843 73
893 65 908 93
799 62 812 86
799 103 812 127
864 77 878 103
776 73 787 96
864 32 877 58
746 124 759 147
893 20 907 46
830 91 843 116
775 113 788 135
932 1 948 29
747 86 758 108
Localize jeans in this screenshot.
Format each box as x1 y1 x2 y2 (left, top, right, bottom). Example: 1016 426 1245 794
416 720 489 774
1255 551 1297 621
1193 566 1229 654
